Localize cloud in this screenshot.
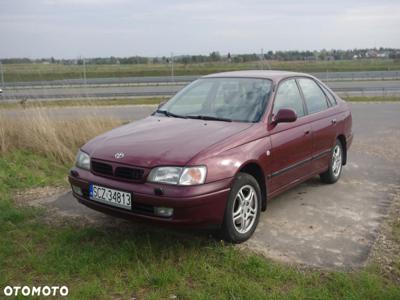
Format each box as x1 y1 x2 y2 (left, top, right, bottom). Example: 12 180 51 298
0 0 399 58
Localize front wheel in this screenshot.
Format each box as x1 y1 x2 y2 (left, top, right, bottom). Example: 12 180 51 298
220 173 261 243
320 139 343 184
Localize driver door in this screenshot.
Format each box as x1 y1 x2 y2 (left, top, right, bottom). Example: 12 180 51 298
268 78 313 194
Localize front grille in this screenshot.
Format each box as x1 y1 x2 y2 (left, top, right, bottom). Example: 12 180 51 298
91 160 145 181
91 161 113 176
115 167 144 180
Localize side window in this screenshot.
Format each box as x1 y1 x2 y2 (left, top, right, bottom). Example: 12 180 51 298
319 84 337 106
297 78 328 114
273 79 305 117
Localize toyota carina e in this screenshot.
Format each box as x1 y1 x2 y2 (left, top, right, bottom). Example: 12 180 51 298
69 70 353 243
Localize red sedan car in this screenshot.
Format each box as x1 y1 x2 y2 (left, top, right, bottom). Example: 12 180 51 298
69 70 353 243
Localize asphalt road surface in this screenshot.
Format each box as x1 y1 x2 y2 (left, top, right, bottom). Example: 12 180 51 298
1 84 183 100
4 70 400 87
2 79 400 101
14 103 400 269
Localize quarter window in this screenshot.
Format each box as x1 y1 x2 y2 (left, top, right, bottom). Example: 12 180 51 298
273 79 305 117
298 78 328 114
320 84 337 106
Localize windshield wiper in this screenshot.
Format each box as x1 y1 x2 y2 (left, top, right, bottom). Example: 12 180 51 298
186 115 232 122
155 109 187 119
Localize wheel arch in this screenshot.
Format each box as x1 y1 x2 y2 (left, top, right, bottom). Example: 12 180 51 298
237 161 267 211
337 134 347 165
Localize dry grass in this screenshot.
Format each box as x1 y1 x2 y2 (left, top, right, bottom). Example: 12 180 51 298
0 108 122 164
0 97 165 110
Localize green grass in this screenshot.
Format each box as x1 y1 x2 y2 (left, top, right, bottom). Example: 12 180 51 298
3 59 400 82
1 150 400 299
342 96 400 102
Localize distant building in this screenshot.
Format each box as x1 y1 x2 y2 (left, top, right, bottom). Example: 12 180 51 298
366 50 378 58
377 52 389 58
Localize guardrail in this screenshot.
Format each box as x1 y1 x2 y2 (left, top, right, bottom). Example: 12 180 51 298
2 71 400 88
1 87 400 101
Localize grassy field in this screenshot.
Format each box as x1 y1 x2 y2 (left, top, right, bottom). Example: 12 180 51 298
0 97 166 110
0 112 400 299
342 96 400 102
3 59 400 82
0 110 121 163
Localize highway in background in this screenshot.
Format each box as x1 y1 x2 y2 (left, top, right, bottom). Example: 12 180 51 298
1 71 399 101
4 70 400 87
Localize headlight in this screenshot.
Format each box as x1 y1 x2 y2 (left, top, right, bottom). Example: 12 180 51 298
179 167 207 185
148 166 182 185
75 150 90 170
148 166 207 185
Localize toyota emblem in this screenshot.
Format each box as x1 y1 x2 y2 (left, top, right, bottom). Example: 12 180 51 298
114 152 125 159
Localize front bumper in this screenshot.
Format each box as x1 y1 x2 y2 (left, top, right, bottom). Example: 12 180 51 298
68 167 231 227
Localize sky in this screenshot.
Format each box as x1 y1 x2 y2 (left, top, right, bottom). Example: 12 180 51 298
0 0 400 59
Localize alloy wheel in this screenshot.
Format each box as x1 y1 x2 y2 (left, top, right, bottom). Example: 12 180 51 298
232 185 258 234
332 144 342 177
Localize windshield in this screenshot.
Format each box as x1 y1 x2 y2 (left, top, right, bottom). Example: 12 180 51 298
159 77 272 122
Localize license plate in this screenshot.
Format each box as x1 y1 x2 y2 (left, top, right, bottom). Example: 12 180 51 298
89 184 132 210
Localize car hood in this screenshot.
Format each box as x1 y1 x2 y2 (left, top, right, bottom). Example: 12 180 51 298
83 116 253 168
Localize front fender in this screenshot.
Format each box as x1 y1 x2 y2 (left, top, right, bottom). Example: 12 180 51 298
192 137 271 184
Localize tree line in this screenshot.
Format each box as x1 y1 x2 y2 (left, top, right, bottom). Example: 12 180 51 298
1 48 399 65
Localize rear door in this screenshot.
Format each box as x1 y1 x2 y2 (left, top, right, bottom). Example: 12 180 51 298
297 77 339 173
268 78 313 194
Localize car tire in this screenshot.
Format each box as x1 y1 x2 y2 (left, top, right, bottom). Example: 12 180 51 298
320 139 343 184
220 172 261 243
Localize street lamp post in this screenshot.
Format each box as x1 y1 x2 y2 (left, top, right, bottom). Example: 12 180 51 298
0 61 5 88
170 52 175 83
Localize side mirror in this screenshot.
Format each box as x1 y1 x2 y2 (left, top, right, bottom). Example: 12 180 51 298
272 108 297 125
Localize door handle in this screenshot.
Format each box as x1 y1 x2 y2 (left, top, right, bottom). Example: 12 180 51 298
331 119 337 125
304 130 310 135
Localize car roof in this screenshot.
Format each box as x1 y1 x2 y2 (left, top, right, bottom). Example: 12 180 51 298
202 70 312 82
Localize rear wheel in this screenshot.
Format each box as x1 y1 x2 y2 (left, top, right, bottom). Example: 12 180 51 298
320 139 343 184
220 173 261 243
